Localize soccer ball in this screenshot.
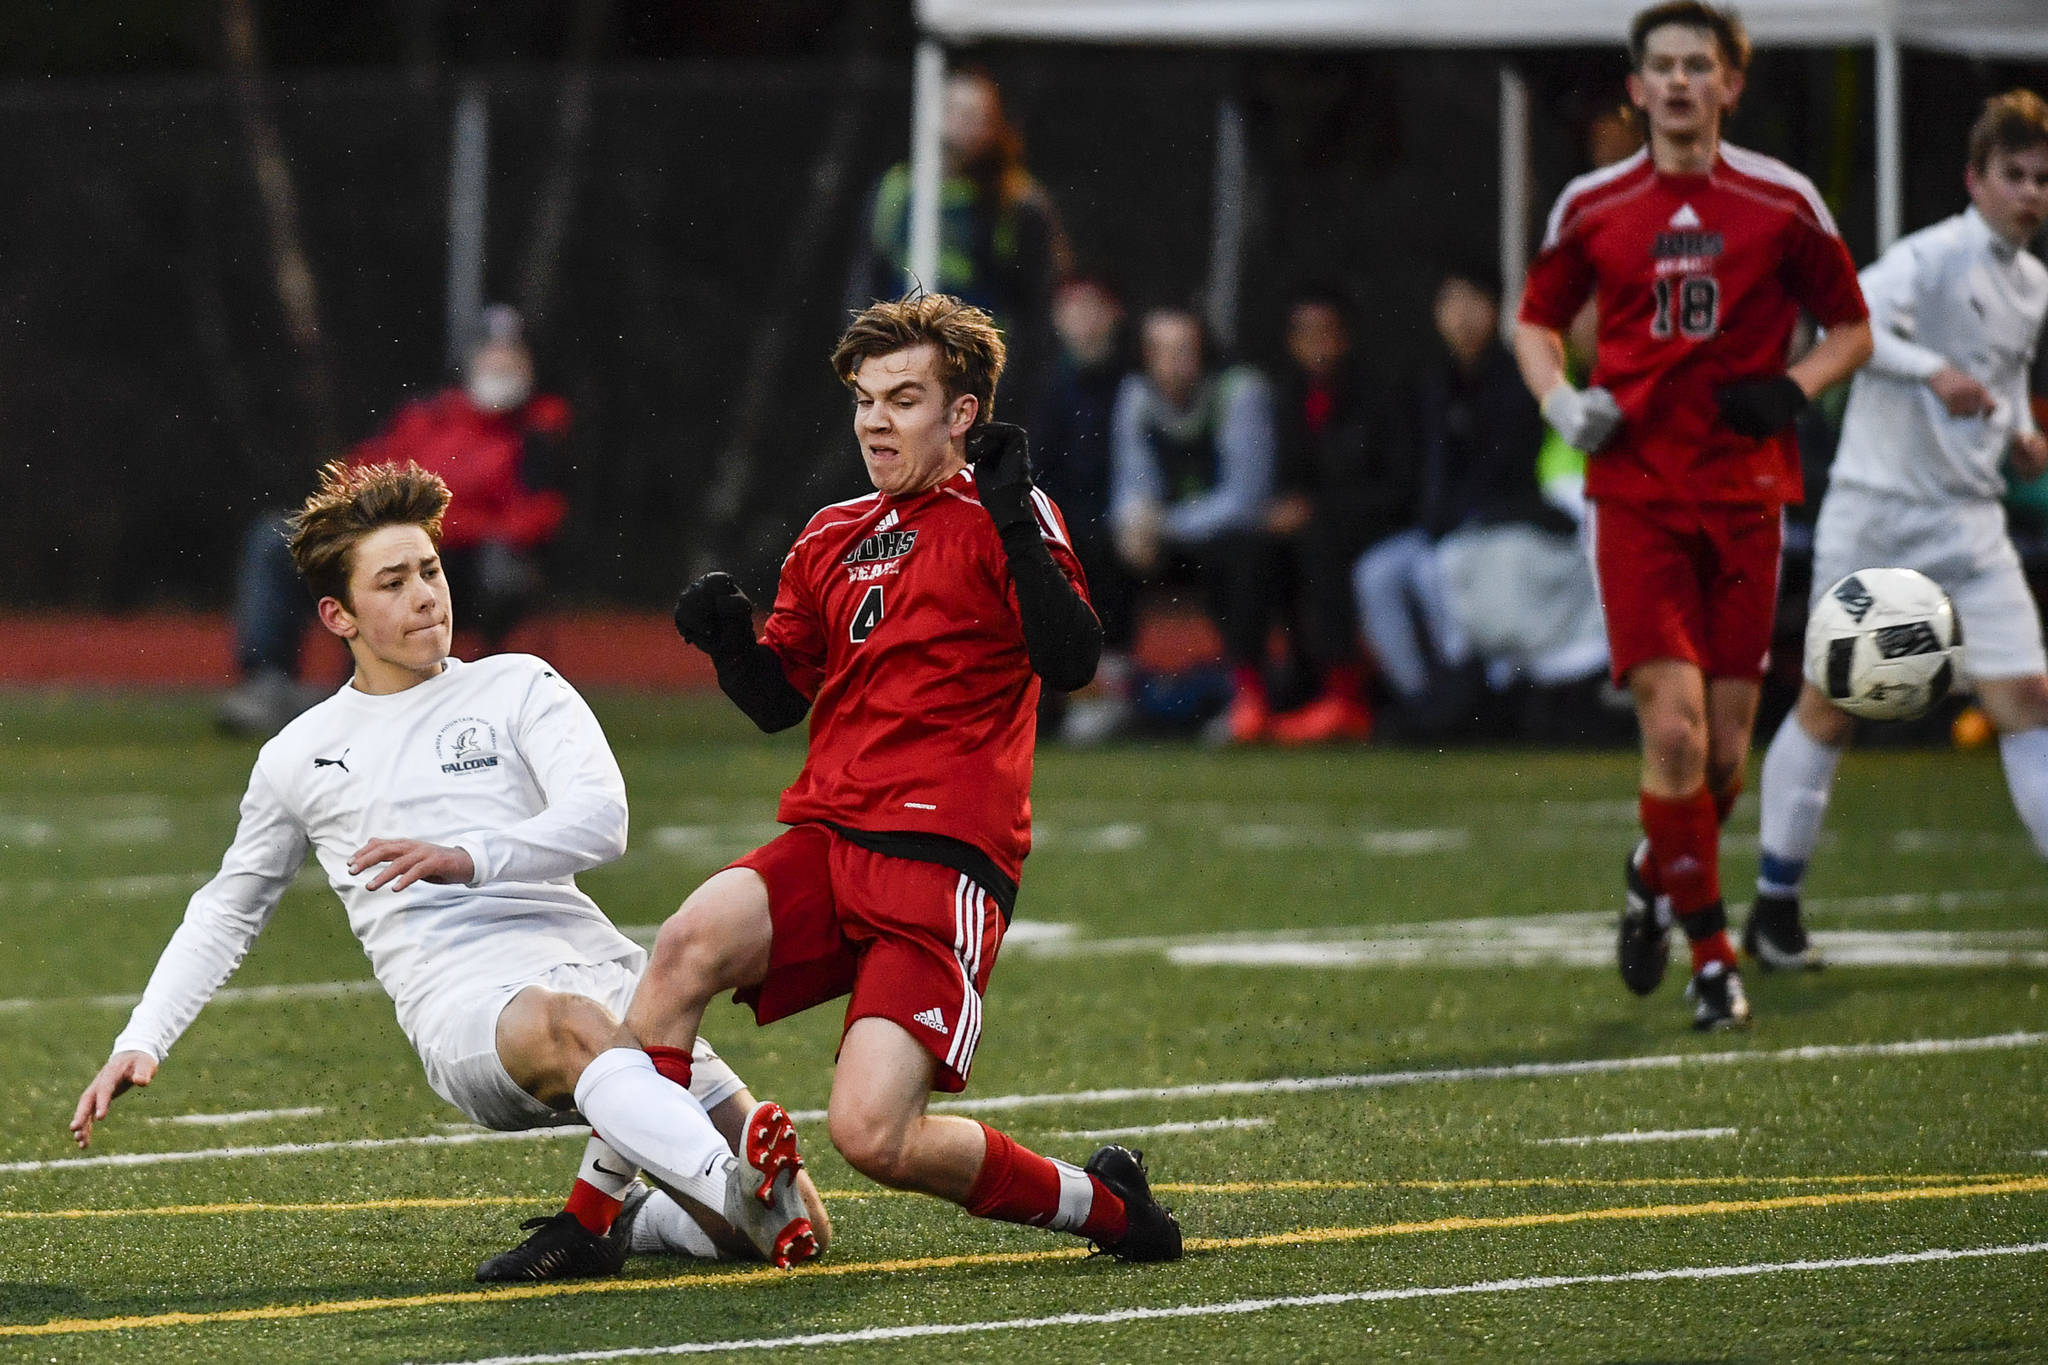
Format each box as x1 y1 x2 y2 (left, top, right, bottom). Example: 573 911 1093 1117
1803 568 1962 721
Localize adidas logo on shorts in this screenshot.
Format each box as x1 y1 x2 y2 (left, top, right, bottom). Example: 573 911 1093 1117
912 1007 949 1034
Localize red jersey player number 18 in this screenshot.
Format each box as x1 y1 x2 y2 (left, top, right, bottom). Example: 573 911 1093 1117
1513 2 1872 1035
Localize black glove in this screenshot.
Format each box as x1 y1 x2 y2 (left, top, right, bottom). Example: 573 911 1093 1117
672 571 757 659
1716 375 1808 439
967 420 1037 534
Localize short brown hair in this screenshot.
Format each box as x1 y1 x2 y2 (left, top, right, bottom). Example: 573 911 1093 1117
831 293 1008 424
286 460 451 606
1630 2 1750 74
1968 89 2048 174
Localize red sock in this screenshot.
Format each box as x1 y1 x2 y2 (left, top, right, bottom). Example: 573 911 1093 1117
1231 665 1268 704
964 1123 1127 1244
1639 788 1720 915
564 1178 623 1235
644 1044 693 1089
1687 925 1738 972
1712 776 1743 827
1632 838 1662 896
1640 787 1736 970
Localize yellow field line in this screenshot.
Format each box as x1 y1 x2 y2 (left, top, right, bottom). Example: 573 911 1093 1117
0 1195 532 1221
1154 1173 2019 1196
5 1174 2043 1339
0 1173 2017 1221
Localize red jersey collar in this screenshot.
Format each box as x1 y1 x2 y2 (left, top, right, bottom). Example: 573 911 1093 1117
881 464 975 509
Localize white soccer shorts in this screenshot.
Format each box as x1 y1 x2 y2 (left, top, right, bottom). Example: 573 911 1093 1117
412 955 744 1131
1812 483 2047 681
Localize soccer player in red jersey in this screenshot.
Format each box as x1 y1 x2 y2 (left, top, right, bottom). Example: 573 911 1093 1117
1514 2 1873 1029
626 294 1182 1261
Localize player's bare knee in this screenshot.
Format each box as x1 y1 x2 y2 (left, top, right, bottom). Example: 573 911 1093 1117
1643 711 1707 775
548 994 617 1079
826 1106 915 1188
1795 683 1855 745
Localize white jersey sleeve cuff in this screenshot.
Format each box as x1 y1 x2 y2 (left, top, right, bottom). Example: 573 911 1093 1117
107 1034 167 1063
450 835 495 886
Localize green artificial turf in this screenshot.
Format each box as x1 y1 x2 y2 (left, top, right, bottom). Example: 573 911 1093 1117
0 690 2042 1363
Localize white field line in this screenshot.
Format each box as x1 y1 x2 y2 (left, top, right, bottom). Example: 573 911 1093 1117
0 814 175 847
1008 912 2048 972
1532 1127 1739 1147
147 1106 326 1127
424 1241 2048 1365
0 978 381 1014
1052 1117 1274 1140
0 864 326 906
908 1031 2048 1121
14 1031 2040 1176
0 1125 588 1175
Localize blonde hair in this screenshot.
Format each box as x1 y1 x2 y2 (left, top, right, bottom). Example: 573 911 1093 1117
831 293 1008 423
286 460 450 606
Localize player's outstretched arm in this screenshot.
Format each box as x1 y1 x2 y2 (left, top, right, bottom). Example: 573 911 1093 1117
969 421 1103 692
70 1050 157 1148
674 572 810 732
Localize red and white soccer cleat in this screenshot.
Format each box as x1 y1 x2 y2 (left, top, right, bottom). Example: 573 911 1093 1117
732 1100 819 1268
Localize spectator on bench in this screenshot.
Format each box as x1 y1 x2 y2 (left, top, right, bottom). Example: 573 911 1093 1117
218 306 571 737
1109 303 1284 745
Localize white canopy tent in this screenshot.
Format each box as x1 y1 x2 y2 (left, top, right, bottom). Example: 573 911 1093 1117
906 0 2048 332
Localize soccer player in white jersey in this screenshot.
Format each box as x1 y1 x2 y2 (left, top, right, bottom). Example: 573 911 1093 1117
1748 91 2048 965
69 461 829 1280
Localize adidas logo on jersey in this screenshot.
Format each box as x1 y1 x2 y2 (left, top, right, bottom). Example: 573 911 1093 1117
912 1007 949 1034
1669 202 1702 228
876 509 899 532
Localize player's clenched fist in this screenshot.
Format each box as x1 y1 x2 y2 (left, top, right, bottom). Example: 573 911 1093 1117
673 571 758 659
967 420 1037 533
1541 383 1623 453
1716 373 1809 438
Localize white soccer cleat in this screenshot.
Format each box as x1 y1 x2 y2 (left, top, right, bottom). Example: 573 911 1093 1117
721 1100 818 1269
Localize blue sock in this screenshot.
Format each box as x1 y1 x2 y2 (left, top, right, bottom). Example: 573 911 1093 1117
1757 852 1806 899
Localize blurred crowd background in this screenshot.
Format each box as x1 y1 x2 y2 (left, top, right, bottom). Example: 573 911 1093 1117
3 1 2046 743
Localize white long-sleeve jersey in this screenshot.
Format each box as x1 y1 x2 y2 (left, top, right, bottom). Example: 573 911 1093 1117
111 654 641 1062
1833 206 2048 502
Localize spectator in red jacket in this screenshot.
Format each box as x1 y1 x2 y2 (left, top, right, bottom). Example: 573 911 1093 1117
219 307 572 736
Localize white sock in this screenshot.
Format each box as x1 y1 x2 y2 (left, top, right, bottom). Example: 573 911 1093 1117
1999 728 2048 858
573 1047 735 1214
1756 713 1844 895
629 1188 726 1260
1045 1158 1098 1233
576 1136 636 1200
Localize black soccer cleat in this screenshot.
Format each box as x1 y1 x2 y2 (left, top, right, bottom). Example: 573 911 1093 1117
1619 839 1673 997
1084 1144 1183 1263
474 1191 639 1283
1684 961 1752 1032
1743 892 1822 972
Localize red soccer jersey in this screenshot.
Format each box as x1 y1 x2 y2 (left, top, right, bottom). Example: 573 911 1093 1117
1519 143 1867 506
761 467 1090 883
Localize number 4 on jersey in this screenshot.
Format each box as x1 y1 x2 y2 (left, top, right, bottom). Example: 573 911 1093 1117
850 584 885 643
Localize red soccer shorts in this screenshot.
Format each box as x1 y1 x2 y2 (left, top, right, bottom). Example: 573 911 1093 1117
1591 498 1782 687
729 824 1004 1093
